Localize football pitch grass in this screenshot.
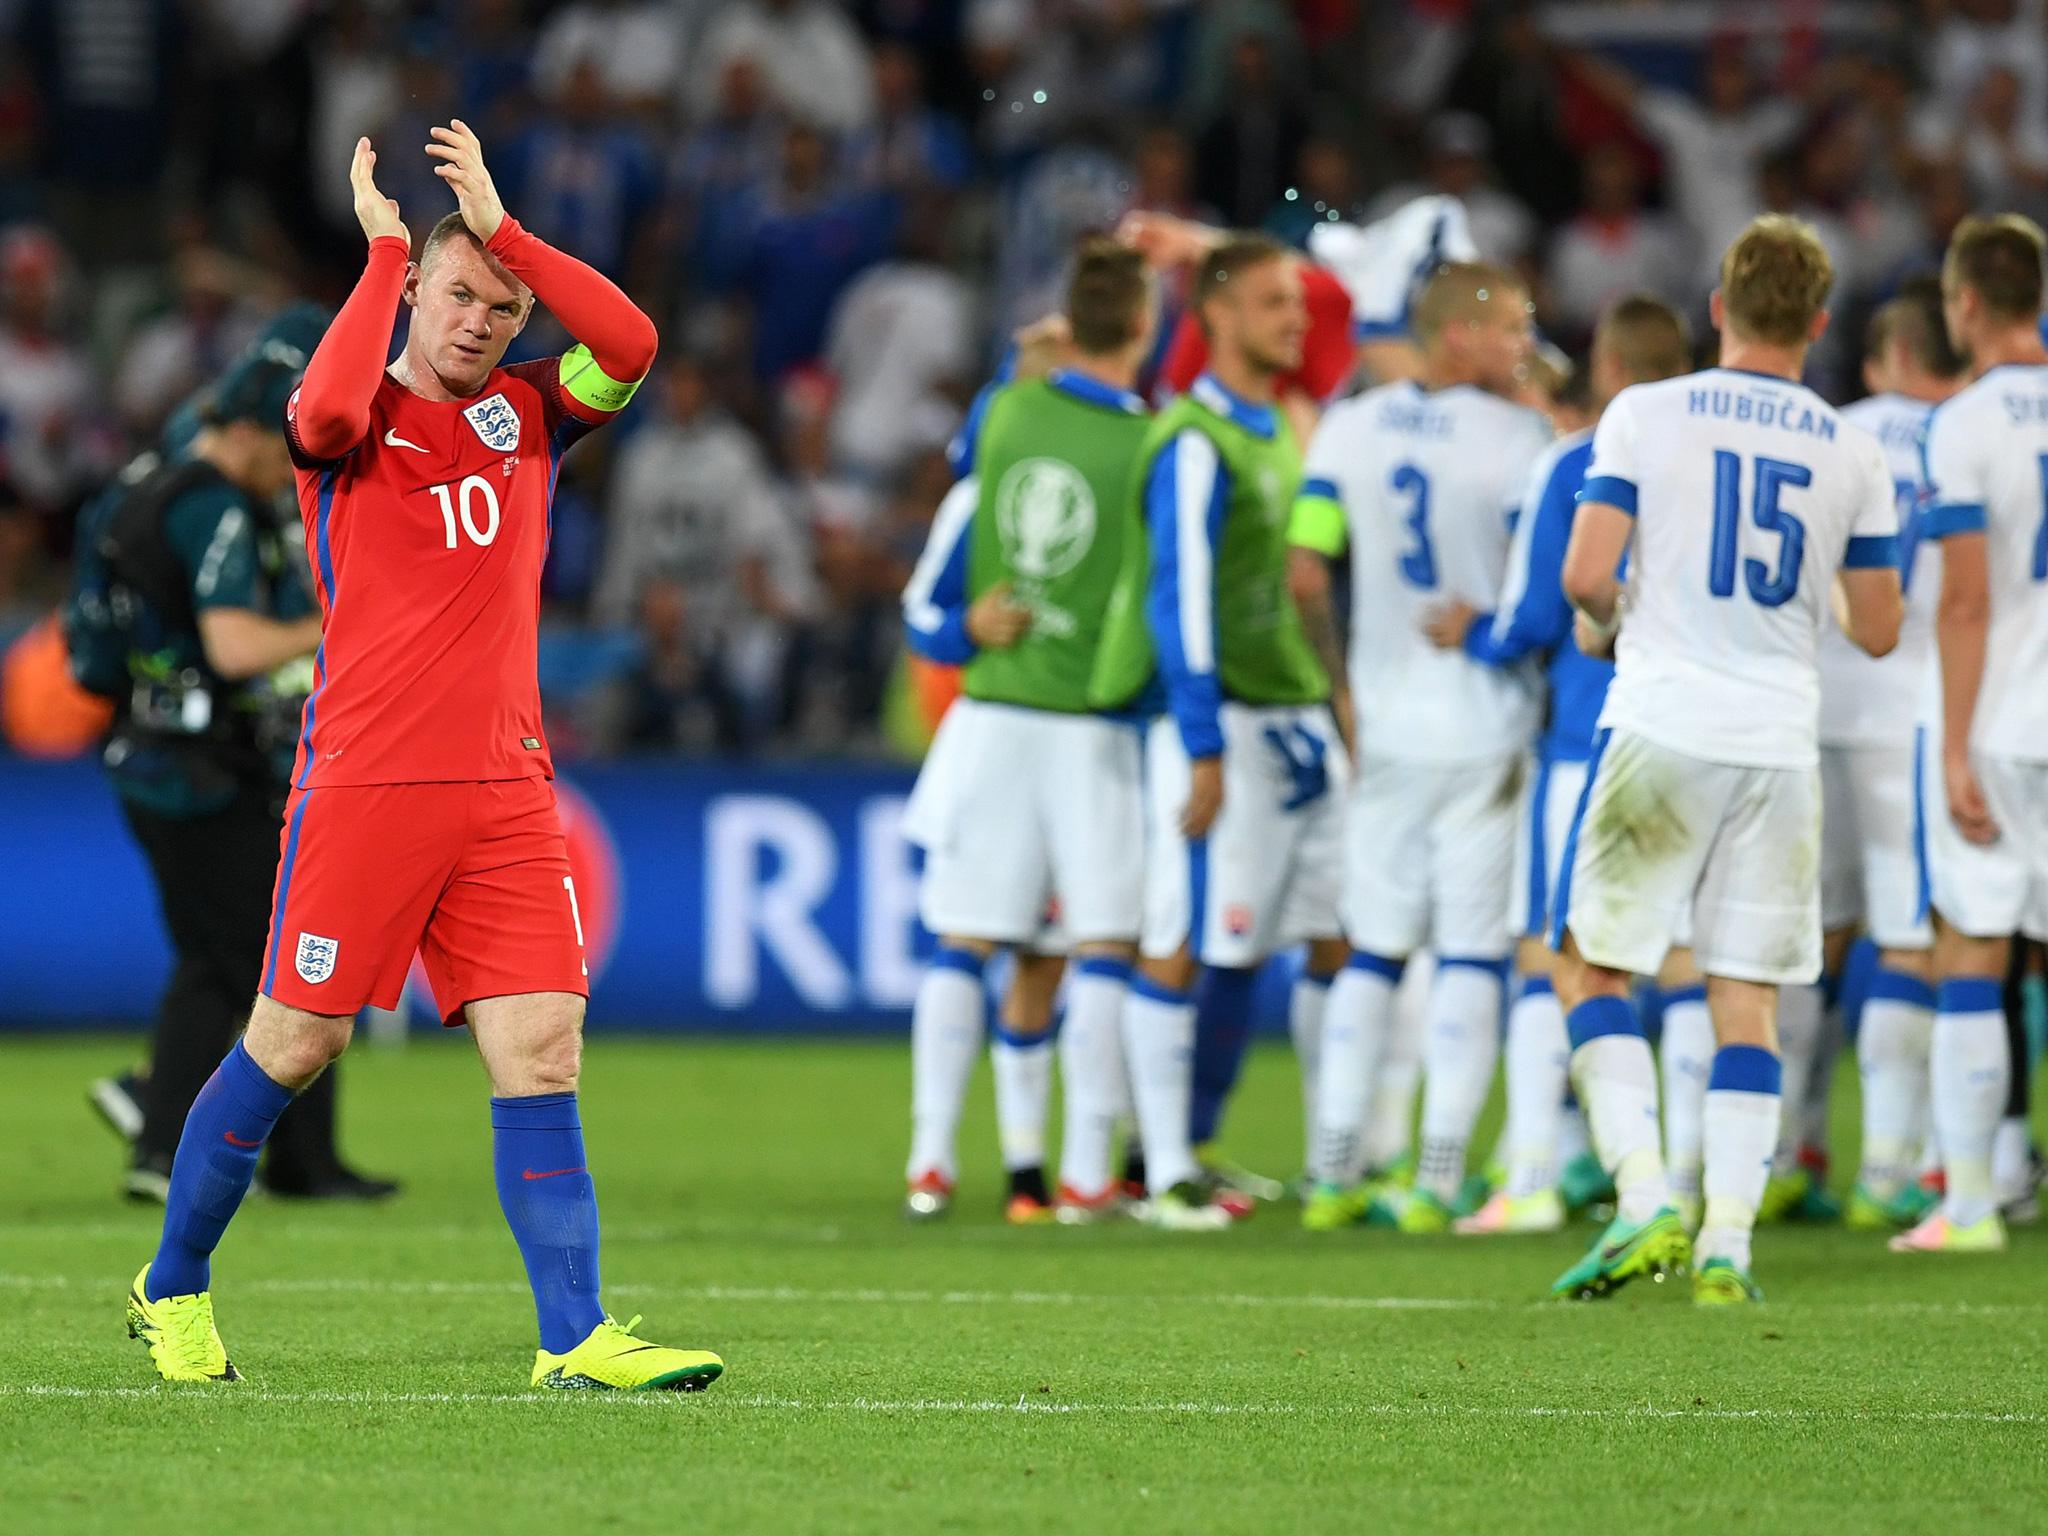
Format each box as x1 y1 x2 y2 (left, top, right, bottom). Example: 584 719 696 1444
4 1035 2045 1535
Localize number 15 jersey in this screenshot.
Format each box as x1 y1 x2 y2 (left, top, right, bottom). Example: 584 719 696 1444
1585 367 1899 771
285 359 608 789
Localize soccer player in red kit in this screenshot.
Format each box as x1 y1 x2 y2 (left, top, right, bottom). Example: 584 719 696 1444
125 125 723 1392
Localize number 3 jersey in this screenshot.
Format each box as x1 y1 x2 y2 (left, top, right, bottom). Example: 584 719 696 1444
1291 380 1552 763
284 359 605 788
1586 367 1899 771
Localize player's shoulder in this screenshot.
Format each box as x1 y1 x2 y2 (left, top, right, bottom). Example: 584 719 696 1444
1936 363 2048 432
1532 425 1595 488
1450 384 1549 435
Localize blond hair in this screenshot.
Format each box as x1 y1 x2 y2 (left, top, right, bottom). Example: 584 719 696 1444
1410 262 1525 345
1718 215 1835 346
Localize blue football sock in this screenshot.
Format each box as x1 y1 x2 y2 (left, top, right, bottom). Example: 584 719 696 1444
147 1040 294 1300
492 1093 606 1353
1189 964 1259 1146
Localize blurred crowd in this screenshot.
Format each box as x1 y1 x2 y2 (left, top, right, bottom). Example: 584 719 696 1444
1 0 2045 758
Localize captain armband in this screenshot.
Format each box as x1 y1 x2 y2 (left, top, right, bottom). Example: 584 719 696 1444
559 344 645 415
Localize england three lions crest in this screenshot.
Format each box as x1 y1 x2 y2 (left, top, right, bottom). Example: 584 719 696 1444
295 932 339 985
463 392 522 452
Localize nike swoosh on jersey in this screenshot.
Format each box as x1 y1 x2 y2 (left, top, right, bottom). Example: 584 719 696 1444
383 429 430 453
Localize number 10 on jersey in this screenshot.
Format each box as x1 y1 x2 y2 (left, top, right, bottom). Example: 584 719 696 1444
428 475 502 549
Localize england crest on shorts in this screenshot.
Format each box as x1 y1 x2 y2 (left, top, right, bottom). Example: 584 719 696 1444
295 932 339 985
463 392 521 452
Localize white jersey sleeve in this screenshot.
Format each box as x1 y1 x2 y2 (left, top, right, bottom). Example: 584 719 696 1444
1922 365 2048 760
1595 368 1900 770
1309 196 1479 342
1817 393 1937 746
1325 381 1549 763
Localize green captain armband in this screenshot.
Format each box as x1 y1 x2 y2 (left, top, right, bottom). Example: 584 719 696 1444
1287 491 1348 558
559 344 644 415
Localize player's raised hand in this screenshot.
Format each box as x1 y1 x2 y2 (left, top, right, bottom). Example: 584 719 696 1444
426 120 506 242
1116 209 1217 272
966 583 1032 649
1944 744 2001 847
1421 598 1478 650
349 138 409 248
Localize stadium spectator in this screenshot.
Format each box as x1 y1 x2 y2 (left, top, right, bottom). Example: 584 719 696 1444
688 0 878 135
1261 136 1366 246
825 194 974 483
706 120 897 383
669 55 787 292
306 1 403 243
0 228 103 517
1572 38 1805 291
113 247 266 437
1544 142 1687 346
1913 64 2048 216
1366 112 1536 271
842 41 973 195
499 60 661 283
531 0 688 121
1193 33 1311 228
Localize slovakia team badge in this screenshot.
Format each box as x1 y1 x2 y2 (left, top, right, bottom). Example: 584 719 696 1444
463 392 521 452
295 932 339 985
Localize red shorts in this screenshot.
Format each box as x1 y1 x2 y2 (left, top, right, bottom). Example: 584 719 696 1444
259 778 589 1023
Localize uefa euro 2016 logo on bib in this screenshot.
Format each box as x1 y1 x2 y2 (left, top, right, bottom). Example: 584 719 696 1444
463 392 522 453
295 932 339 985
995 457 1096 580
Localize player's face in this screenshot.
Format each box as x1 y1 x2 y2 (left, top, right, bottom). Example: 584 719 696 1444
1221 255 1306 377
1462 293 1534 395
406 242 532 395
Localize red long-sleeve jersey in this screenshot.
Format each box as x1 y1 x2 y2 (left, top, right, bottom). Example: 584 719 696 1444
284 217 653 788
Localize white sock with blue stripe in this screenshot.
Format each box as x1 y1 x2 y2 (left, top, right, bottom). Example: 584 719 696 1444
1312 952 1402 1186
1566 995 1667 1225
1503 977 1568 1199
1770 982 1825 1178
1366 978 1426 1173
991 1024 1053 1173
1289 972 1332 1176
1857 969 1935 1200
1122 976 1200 1194
1932 976 2009 1227
1058 957 1130 1200
1657 984 1713 1207
1419 957 1505 1203
907 947 986 1182
1699 1044 1781 1273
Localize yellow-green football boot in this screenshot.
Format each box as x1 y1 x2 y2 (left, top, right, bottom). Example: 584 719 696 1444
1756 1168 1811 1224
532 1315 724 1392
126 1265 240 1382
1550 1205 1691 1300
1845 1182 1926 1231
1692 1257 1764 1305
1301 1181 1372 1232
1393 1187 1454 1235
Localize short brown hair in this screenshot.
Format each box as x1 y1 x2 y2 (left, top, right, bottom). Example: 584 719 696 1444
1719 215 1834 345
1944 214 2046 322
1192 232 1291 331
1870 273 1966 377
1065 237 1150 354
1410 261 1525 344
1595 294 1693 384
420 211 477 272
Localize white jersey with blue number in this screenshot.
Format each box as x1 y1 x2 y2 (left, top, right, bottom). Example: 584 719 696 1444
1921 362 2048 762
1305 380 1552 762
1308 195 1479 344
1817 392 1937 746
1586 368 1900 771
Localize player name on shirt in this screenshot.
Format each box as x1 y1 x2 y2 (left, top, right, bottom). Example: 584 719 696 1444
1684 383 1838 439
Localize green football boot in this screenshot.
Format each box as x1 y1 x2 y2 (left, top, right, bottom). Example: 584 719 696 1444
1393 1187 1454 1235
1558 1151 1615 1215
1692 1257 1764 1306
1550 1205 1691 1300
1845 1181 1926 1231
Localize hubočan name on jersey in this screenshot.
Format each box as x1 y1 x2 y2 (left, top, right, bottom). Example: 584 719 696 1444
1685 386 1837 440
